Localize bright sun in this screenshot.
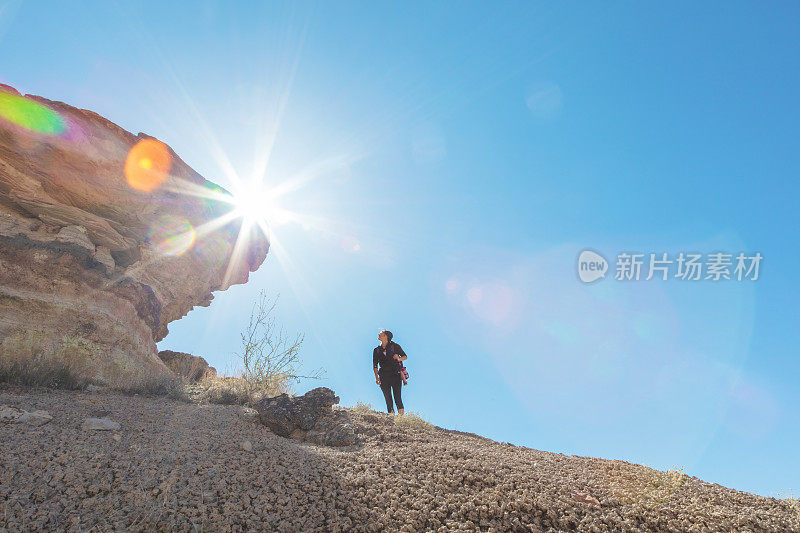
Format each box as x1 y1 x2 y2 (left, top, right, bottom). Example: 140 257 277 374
231 184 294 231
233 188 274 223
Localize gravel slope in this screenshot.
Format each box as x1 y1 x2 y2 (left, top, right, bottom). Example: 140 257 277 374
1 386 797 532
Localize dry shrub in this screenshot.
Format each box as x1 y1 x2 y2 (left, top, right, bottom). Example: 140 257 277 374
0 332 90 389
602 463 689 509
666 466 686 490
191 290 323 406
239 290 320 394
778 491 800 519
393 411 433 429
88 344 188 400
0 331 188 400
120 374 189 401
354 401 373 412
191 375 290 406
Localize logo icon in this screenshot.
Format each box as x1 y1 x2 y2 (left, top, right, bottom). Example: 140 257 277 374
578 250 608 283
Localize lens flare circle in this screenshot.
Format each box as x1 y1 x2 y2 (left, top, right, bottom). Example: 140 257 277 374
125 139 171 192
148 215 196 257
0 91 66 135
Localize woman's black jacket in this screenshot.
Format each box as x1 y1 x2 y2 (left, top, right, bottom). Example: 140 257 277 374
373 341 407 379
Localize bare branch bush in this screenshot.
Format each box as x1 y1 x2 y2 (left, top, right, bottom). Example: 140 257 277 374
238 290 323 398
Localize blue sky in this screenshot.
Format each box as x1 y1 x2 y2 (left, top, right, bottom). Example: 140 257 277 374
2 1 798 497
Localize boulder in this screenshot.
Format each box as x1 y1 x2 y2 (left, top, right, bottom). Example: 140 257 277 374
0 84 269 386
255 387 339 435
254 387 357 447
157 350 217 382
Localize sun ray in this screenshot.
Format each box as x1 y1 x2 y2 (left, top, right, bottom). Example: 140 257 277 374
251 21 308 192
267 152 364 200
221 216 257 290
115 5 244 193
191 209 241 239
161 175 238 206
262 225 333 375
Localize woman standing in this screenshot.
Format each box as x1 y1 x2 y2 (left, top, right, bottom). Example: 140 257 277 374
373 329 407 414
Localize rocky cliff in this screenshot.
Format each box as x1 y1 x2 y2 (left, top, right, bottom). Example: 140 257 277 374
0 84 269 387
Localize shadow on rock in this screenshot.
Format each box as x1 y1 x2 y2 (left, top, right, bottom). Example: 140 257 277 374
254 387 358 447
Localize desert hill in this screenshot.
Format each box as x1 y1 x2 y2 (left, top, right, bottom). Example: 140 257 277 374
1 385 797 532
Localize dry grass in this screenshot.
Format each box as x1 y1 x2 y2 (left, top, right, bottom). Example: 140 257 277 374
654 465 687 504
122 375 189 401
0 332 188 401
0 332 90 390
354 401 373 412
393 410 434 429
599 462 689 510
0 291 321 406
188 375 289 406
778 490 800 520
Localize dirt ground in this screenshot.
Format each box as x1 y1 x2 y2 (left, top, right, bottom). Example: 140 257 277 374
1 386 797 532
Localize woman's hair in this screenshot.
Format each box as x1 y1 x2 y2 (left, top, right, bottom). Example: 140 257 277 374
380 329 393 342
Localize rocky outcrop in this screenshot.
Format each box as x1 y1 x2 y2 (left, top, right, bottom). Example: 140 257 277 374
0 84 269 387
157 350 217 382
254 387 357 447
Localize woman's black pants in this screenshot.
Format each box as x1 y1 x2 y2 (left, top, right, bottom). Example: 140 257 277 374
379 374 403 413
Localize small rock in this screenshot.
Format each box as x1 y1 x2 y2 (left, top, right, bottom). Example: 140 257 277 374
0 405 52 426
238 407 258 421
82 418 121 431
18 409 53 426
240 440 253 452
0 405 23 423
112 434 122 442
572 491 600 505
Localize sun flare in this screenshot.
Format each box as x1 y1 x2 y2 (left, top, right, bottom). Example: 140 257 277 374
230 183 296 230
232 186 276 224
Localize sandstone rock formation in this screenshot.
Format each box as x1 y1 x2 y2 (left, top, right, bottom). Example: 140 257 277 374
157 350 217 382
0 84 269 387
255 387 357 447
